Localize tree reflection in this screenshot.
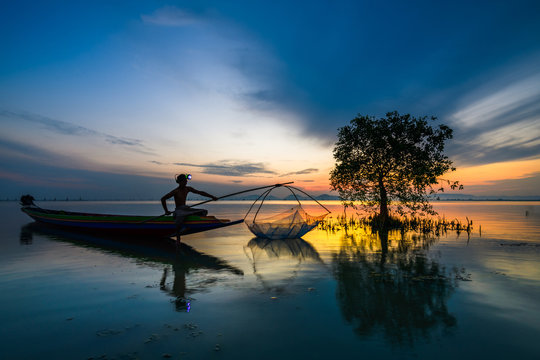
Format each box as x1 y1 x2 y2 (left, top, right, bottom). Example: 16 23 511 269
333 229 457 346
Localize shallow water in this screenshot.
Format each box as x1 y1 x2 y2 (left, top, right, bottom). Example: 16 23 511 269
1 200 539 359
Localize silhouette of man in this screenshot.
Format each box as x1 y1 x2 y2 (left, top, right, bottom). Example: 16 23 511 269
161 174 218 243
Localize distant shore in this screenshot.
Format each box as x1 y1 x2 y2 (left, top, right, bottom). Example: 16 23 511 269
3 197 540 202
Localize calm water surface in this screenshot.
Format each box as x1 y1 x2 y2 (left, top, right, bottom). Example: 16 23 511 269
1 200 539 359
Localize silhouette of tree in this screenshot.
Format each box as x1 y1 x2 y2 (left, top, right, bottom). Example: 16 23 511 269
330 111 461 225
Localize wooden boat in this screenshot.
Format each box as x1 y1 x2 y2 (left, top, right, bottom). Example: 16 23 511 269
21 205 243 238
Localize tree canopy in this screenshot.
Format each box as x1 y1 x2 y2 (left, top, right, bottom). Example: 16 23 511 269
330 111 461 222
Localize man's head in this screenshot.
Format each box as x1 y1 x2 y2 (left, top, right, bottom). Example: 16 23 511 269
175 173 191 185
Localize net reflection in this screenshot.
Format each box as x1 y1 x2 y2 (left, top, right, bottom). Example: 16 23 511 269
333 228 458 346
20 223 243 312
244 237 325 293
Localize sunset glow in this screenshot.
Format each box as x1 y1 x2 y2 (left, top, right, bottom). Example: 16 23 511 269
1 1 539 199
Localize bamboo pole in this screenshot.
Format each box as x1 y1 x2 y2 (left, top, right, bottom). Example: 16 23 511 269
139 182 294 223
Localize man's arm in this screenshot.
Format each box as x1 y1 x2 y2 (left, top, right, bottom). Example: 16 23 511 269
189 187 218 201
161 189 177 214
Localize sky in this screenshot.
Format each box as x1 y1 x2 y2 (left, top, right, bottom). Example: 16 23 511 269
1 0 540 200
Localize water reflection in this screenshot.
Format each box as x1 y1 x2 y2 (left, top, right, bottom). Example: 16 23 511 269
244 237 324 293
19 225 33 245
333 229 458 346
245 237 324 263
20 224 243 311
158 243 243 311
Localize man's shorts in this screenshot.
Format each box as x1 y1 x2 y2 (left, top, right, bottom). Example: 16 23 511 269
173 206 208 226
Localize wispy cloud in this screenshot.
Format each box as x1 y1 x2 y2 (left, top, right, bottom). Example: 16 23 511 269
141 6 202 27
0 169 91 189
448 69 540 165
476 119 540 150
452 74 540 128
174 161 277 177
280 168 318 177
461 171 540 196
0 109 154 155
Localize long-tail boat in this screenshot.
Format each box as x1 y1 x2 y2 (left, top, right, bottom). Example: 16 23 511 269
20 195 243 238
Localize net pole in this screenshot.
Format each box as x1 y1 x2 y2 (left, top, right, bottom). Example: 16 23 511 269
286 186 332 213
189 182 293 208
244 188 274 221
284 186 302 206
253 188 276 223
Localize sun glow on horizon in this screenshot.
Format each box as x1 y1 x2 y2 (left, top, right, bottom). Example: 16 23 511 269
449 158 540 186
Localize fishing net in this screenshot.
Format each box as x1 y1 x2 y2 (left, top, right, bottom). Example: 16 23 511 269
246 205 327 239
244 185 330 240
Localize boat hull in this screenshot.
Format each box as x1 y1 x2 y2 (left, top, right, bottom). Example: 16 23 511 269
21 206 243 238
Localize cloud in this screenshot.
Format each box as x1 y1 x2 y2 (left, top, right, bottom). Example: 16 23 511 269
0 137 84 168
141 6 202 27
447 68 540 166
452 74 540 128
0 169 91 189
280 168 318 177
174 161 277 177
0 109 154 155
462 171 540 196
475 119 540 150
0 158 172 200
0 138 250 199
240 90 284 111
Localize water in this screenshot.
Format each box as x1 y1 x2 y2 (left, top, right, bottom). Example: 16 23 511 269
1 200 539 359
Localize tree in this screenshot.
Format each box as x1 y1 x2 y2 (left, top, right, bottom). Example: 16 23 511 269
330 111 461 224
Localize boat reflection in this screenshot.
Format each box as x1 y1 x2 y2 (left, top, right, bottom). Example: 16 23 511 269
244 237 325 293
333 228 459 346
19 224 33 245
20 223 243 312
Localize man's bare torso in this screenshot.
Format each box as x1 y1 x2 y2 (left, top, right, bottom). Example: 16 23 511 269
161 181 216 216
171 186 193 208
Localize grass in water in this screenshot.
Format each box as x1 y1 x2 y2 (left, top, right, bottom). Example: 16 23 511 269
319 213 475 238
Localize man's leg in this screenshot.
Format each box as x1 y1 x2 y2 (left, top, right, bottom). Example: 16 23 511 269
174 212 186 246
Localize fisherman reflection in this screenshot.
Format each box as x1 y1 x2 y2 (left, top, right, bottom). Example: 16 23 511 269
333 229 457 346
160 263 190 311
19 224 243 313
159 243 244 312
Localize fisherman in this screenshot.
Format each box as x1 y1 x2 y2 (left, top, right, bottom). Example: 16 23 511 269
161 174 218 244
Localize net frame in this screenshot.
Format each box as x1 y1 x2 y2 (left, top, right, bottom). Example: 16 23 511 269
244 185 331 240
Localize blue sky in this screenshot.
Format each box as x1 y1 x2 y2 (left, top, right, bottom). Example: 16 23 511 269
1 0 540 199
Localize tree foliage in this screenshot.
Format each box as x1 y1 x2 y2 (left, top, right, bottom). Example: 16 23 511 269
330 111 461 221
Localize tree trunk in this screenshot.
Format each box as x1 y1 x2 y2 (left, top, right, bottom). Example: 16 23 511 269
378 178 388 227
379 229 389 266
